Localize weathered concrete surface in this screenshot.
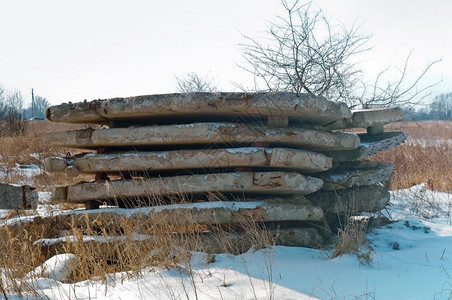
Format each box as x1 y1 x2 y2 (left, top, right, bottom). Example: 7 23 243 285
10 200 325 231
273 227 324 248
320 131 407 161
34 226 325 258
315 161 394 190
325 107 403 130
0 184 38 209
305 185 390 215
45 147 333 175
44 122 360 151
53 171 324 203
45 92 352 126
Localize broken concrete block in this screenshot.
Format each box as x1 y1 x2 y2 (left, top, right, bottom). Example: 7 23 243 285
367 125 384 135
305 185 390 215
320 131 407 161
128 199 328 225
44 147 333 175
45 92 352 126
44 122 360 151
0 184 38 210
324 107 403 130
352 107 403 128
315 161 394 190
53 171 324 203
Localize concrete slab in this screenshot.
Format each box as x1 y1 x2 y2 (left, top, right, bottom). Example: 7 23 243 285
34 226 325 257
320 131 407 161
16 200 325 231
0 184 38 210
44 122 360 151
324 107 403 130
45 92 352 126
44 147 333 175
315 161 394 190
53 171 324 203
306 185 390 215
273 227 324 248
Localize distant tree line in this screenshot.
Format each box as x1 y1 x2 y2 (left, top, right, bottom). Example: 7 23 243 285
0 83 50 136
403 92 452 121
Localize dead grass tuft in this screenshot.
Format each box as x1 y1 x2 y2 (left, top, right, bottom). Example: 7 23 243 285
332 218 372 262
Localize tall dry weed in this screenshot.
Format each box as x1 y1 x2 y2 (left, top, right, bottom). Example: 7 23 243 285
0 121 91 188
0 194 277 297
370 121 451 191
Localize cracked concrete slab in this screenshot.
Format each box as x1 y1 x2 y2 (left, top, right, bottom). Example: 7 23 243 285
320 131 407 161
44 147 333 176
306 185 390 215
45 92 352 126
324 107 403 130
44 122 360 151
314 161 394 190
53 171 324 203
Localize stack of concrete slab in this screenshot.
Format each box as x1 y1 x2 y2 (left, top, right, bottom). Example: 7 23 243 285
43 92 405 249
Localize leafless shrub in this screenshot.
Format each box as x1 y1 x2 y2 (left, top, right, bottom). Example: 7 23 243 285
175 72 217 93
0 90 27 136
240 0 441 108
0 84 6 119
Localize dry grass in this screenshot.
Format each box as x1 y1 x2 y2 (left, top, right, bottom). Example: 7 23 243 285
331 218 372 263
0 202 275 297
0 121 91 189
368 121 452 192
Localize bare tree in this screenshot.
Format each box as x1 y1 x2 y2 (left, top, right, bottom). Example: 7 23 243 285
240 0 441 108
33 95 50 119
2 90 27 135
429 93 452 120
0 84 6 119
175 72 217 93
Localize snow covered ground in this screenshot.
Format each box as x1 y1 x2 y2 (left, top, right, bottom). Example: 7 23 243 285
0 163 43 186
2 185 452 299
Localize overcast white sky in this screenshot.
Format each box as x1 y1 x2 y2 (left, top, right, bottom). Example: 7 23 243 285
0 0 451 105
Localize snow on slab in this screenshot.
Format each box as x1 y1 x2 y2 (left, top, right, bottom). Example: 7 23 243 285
2 201 267 226
34 233 154 246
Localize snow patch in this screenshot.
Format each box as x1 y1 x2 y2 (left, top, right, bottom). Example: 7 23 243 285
28 254 79 283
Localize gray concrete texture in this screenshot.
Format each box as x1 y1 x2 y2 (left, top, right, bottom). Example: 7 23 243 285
53 171 324 203
44 147 333 176
0 184 38 210
44 122 360 151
